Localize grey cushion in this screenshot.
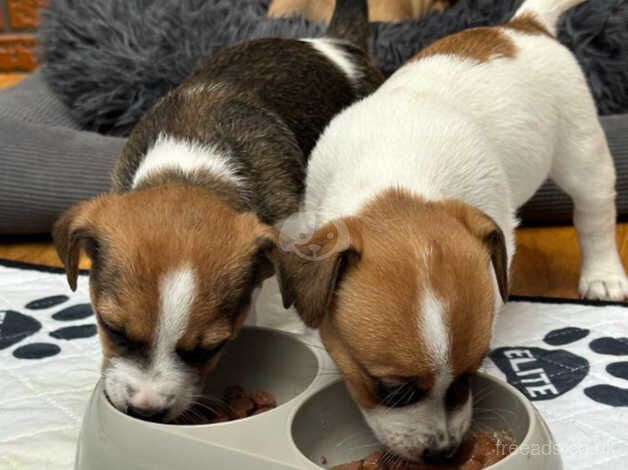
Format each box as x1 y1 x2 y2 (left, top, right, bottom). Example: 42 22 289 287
0 73 627 234
0 72 124 235
520 114 628 226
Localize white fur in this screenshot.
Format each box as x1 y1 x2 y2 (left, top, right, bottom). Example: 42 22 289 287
420 288 450 369
362 373 471 461
302 38 361 83
179 82 225 97
303 0 626 458
104 266 199 421
515 0 588 35
132 133 245 190
306 7 626 302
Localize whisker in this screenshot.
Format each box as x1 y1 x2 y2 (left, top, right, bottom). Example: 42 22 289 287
335 432 366 448
345 441 383 452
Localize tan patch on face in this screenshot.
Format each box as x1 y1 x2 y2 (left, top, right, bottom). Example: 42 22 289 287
505 13 551 37
317 190 494 407
69 184 275 368
413 27 516 63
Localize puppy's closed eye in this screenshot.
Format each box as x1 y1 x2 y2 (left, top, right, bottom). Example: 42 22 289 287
445 374 471 410
100 321 146 352
176 340 228 365
375 378 428 408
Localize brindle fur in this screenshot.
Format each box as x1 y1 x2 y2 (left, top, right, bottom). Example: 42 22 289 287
113 2 383 224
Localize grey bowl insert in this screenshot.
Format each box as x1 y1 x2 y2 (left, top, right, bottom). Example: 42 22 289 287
292 375 530 468
202 327 320 416
104 327 320 425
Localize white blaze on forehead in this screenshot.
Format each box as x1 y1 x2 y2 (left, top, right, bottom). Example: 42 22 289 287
132 133 245 190
103 265 200 418
154 265 197 361
419 288 450 369
301 38 361 83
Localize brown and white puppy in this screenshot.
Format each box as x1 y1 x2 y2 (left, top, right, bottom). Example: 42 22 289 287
52 0 383 423
276 0 626 463
268 0 452 24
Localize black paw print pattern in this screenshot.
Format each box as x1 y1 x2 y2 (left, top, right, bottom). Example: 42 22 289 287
490 327 628 407
0 295 97 360
585 336 628 406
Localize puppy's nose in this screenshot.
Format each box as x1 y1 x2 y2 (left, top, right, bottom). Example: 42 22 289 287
422 445 459 464
127 405 168 422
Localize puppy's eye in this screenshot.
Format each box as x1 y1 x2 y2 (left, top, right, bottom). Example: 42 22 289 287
375 378 428 408
100 322 144 351
176 340 227 365
446 373 471 410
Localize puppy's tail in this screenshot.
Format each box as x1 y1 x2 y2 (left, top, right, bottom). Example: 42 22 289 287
326 0 369 51
513 0 588 35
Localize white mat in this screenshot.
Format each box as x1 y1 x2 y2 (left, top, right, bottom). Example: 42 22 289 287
484 299 628 470
1 260 627 470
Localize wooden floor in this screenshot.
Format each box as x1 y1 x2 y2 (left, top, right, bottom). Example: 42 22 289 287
0 73 27 88
0 73 626 299
2 225 627 298
512 224 628 298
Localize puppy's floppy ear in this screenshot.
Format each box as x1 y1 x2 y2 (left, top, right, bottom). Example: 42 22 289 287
446 202 509 302
52 200 101 291
250 231 282 286
275 219 361 328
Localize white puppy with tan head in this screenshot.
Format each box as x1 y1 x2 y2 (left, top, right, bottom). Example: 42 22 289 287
276 0 627 463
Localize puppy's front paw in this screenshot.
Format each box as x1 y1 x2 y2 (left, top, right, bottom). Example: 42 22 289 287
579 269 628 301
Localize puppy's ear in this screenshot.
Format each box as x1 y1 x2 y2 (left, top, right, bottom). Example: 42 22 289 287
275 219 361 328
251 232 281 286
446 202 509 302
52 200 100 291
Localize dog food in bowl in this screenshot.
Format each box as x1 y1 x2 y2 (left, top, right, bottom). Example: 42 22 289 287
174 385 277 424
333 430 513 470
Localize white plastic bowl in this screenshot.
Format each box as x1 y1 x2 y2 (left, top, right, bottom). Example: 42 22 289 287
75 327 562 469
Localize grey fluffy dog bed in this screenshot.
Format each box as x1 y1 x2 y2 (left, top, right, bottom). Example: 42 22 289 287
1 0 628 234
40 0 628 136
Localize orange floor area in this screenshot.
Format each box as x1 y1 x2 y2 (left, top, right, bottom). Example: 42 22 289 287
511 224 628 298
3 225 628 299
0 73 27 88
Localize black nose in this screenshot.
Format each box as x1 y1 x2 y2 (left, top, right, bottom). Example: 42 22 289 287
422 445 459 464
127 405 168 422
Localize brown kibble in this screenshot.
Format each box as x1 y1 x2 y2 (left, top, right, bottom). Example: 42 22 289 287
173 386 276 424
333 461 363 470
213 406 231 420
362 451 385 469
251 390 277 408
224 385 245 401
459 460 483 470
336 430 514 470
387 458 422 470
320 455 328 465
229 397 255 419
252 406 273 416
208 415 230 424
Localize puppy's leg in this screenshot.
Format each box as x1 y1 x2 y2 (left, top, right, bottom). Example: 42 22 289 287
551 117 628 301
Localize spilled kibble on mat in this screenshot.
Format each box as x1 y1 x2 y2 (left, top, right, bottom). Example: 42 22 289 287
332 430 514 470
175 385 277 424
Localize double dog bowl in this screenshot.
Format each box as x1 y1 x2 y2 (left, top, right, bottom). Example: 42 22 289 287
75 327 563 469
